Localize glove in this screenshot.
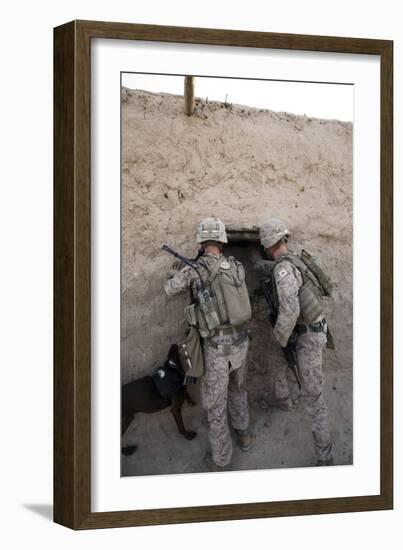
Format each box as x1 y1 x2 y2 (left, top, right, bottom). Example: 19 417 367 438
168 259 183 278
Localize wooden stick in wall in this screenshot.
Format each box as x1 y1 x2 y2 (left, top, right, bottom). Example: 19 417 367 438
184 76 195 116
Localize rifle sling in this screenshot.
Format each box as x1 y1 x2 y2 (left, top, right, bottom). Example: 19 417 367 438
207 255 227 283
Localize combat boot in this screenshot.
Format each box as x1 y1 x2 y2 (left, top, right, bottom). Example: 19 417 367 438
204 453 227 472
236 428 252 452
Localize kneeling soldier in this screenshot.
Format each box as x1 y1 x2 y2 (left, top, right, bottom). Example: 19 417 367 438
164 218 252 471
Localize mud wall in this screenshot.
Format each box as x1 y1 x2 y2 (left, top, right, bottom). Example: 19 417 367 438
121 88 353 384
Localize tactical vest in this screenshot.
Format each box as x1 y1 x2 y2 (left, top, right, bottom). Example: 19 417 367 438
185 255 252 338
271 250 332 325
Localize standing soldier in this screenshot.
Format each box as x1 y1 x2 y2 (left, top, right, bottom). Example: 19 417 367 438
255 218 334 466
164 218 252 471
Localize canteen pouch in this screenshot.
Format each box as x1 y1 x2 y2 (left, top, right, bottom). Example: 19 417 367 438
178 326 205 378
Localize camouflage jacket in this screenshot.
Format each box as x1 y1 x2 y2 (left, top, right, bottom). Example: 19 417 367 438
164 252 222 297
254 255 303 347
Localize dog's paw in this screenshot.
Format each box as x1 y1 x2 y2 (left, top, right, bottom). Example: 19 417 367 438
184 431 197 440
122 445 138 456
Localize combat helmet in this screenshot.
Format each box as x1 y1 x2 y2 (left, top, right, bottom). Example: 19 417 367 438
196 218 228 244
259 218 290 249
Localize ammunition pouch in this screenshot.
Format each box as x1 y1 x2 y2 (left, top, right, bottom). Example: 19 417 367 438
184 296 221 339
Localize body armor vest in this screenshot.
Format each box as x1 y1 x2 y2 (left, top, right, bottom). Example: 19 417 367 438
271 250 332 325
185 254 252 338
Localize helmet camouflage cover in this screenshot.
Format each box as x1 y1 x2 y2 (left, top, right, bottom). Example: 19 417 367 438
259 218 290 249
196 218 228 244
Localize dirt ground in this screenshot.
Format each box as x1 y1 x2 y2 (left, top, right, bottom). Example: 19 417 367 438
122 351 352 476
121 87 353 475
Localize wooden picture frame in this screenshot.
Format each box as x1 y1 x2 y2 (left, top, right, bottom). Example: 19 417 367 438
54 20 393 529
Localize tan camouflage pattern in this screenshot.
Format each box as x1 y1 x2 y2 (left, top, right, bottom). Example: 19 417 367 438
164 252 220 297
271 255 333 462
164 252 250 467
201 335 249 466
272 259 303 347
297 330 333 462
259 218 290 249
196 217 228 243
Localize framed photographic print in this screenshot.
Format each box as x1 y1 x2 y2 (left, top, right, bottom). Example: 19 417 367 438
54 20 393 529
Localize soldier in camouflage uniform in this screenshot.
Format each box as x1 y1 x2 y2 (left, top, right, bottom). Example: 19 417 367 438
255 218 334 466
164 218 252 471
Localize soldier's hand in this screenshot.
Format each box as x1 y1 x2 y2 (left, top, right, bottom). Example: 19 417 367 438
168 260 183 278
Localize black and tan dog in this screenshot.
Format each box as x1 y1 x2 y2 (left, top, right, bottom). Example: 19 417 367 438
121 344 197 456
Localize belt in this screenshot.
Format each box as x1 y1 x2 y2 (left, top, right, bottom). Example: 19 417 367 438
296 318 327 335
208 328 249 351
215 324 246 337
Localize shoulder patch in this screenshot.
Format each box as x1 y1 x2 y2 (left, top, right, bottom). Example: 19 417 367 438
274 260 293 281
220 260 231 270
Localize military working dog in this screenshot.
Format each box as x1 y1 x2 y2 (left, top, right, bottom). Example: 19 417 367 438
121 344 197 456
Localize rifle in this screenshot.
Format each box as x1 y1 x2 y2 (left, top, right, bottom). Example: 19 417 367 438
161 244 220 333
161 244 205 288
260 277 302 390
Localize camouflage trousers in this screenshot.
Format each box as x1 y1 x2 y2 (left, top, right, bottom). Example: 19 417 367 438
296 330 333 463
201 334 250 467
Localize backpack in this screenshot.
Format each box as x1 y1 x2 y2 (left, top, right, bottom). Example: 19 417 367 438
187 255 252 337
300 249 333 298
209 256 252 327
275 250 332 298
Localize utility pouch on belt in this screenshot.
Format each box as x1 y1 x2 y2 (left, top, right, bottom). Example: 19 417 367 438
326 326 335 350
178 326 205 378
